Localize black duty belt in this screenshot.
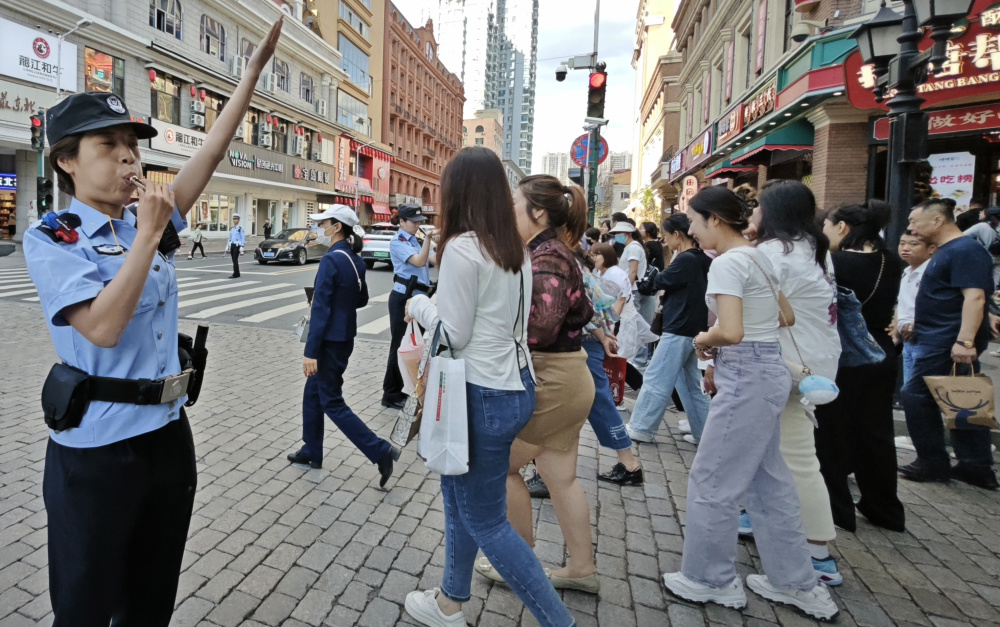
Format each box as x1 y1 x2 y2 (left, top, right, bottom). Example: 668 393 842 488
89 370 195 405
394 275 430 293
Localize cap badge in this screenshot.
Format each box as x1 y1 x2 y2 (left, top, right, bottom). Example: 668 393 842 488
106 95 126 114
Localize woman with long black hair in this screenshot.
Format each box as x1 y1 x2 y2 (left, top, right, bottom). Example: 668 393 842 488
818 201 905 532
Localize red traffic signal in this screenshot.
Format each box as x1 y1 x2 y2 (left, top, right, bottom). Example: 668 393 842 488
589 72 607 89
30 111 45 152
31 116 42 128
587 71 608 118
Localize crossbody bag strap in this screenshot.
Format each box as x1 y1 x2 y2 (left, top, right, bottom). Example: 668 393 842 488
513 269 528 370
334 250 362 290
731 250 811 374
860 252 886 306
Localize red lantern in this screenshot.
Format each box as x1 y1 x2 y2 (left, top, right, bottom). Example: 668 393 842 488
149 69 157 82
200 89 206 101
190 84 196 97
317 134 322 143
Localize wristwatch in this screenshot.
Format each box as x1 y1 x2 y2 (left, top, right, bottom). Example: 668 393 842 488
955 340 975 349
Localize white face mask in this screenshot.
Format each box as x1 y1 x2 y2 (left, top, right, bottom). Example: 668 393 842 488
316 223 335 247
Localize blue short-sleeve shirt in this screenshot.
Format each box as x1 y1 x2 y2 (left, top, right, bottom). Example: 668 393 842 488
390 229 430 293
24 197 188 448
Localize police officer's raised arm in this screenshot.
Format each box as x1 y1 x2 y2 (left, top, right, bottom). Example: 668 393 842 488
172 20 283 218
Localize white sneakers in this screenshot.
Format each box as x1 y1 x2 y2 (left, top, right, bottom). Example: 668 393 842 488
678 419 692 433
661 572 748 609
746 575 839 620
404 589 467 627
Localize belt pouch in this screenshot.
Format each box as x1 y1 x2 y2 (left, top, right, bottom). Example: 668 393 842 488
41 363 91 432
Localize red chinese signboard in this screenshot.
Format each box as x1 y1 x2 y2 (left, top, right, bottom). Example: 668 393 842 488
873 102 1000 140
725 40 736 102
717 103 744 144
755 0 768 74
743 79 777 127
684 128 714 169
703 71 712 123
847 0 1000 111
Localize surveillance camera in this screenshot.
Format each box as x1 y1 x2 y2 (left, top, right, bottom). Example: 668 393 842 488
790 23 812 43
555 63 568 82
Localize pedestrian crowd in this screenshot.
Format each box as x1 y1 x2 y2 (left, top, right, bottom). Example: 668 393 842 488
17 15 999 623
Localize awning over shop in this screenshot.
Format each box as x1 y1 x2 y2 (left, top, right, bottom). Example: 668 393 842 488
350 140 396 163
730 122 814 166
705 159 758 179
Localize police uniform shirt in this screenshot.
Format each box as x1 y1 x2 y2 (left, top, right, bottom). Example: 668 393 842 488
228 223 246 247
390 229 430 294
24 198 189 448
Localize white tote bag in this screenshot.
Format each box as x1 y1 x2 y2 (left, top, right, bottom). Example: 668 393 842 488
418 324 469 475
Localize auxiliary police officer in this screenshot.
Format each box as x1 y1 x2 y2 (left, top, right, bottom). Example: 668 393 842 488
23 20 283 627
228 214 246 278
381 204 434 409
287 205 400 486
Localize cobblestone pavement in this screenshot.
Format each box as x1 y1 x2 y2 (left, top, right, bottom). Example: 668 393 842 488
2 293 1000 626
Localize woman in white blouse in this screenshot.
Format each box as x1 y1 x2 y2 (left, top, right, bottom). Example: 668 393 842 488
403 148 576 627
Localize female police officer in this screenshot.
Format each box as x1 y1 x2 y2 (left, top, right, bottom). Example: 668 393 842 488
381 203 434 409
287 205 400 485
23 20 283 627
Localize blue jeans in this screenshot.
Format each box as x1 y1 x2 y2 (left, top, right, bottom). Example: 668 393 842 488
902 342 916 385
901 343 994 473
440 368 575 627
301 340 392 464
582 339 632 451
628 332 711 441
681 342 815 591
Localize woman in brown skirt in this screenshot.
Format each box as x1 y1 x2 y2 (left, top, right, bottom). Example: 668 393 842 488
475 175 599 592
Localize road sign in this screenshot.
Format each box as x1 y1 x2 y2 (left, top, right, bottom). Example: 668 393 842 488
571 134 608 168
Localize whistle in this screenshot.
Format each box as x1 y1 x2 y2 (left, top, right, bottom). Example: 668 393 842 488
129 176 146 191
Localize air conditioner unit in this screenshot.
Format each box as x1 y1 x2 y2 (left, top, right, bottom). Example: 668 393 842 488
189 113 206 127
189 100 206 114
259 121 273 134
234 126 246 141
262 73 276 93
259 134 273 149
311 151 322 162
229 56 245 79
316 99 328 117
291 137 304 156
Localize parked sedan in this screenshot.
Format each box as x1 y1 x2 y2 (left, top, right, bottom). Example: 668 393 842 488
255 228 329 265
360 223 437 269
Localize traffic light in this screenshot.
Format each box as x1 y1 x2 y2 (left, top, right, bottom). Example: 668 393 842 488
29 111 45 152
587 70 607 119
37 177 53 213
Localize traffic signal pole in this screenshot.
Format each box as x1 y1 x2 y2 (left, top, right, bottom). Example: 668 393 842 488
587 127 600 226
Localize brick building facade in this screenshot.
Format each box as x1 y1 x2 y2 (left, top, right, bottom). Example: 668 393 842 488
381 4 464 215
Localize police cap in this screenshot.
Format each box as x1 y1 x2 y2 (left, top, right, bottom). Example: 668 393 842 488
46 92 158 145
397 204 427 223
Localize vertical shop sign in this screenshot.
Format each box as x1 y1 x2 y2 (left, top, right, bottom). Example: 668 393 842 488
725 40 735 102
927 152 976 213
703 71 711 123
687 92 694 138
755 0 768 74
679 176 699 213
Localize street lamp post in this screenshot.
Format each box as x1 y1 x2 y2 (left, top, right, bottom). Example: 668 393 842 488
54 19 93 100
850 0 973 249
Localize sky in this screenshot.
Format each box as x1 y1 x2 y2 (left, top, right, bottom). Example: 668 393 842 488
392 0 641 173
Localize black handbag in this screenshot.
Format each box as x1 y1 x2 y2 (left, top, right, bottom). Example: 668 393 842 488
636 266 659 296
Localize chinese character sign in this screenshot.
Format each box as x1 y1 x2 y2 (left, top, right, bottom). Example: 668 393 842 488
0 17 77 91
928 152 976 213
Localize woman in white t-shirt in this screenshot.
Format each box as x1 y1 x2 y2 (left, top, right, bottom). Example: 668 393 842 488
661 186 838 621
750 180 842 586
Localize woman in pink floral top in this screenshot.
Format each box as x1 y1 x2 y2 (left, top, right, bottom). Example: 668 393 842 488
474 174 601 594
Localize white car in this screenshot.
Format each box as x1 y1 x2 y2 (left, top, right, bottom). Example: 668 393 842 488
360 222 435 269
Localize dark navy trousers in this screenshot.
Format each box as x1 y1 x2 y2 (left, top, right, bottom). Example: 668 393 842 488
303 339 392 464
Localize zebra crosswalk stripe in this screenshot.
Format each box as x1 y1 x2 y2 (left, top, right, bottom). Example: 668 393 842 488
0 288 40 298
178 280 257 296
0 282 35 290
185 289 305 319
239 301 308 323
178 283 293 309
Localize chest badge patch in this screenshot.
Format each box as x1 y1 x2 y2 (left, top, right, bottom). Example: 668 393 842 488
94 244 126 255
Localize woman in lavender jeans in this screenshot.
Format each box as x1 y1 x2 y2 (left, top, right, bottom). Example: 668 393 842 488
660 186 838 621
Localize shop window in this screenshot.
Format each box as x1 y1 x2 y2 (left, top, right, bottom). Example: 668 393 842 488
151 73 181 124
203 91 225 132
300 73 315 104
85 48 125 97
200 15 226 61
194 194 239 232
273 58 290 92
149 0 182 39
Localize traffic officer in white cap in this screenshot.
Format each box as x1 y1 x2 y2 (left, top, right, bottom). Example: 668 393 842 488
287 204 401 487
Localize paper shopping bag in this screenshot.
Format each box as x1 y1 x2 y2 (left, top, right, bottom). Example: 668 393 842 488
391 328 433 448
603 355 627 405
397 321 426 395
418 325 469 475
924 366 999 430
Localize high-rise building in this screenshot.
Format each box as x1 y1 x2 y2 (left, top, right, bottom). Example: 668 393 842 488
541 152 571 185
420 0 538 172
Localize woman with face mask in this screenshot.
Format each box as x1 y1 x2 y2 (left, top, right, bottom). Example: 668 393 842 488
287 205 400 487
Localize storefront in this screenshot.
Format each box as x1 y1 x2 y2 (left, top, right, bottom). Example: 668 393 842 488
143 119 338 237
849 0 1000 212
332 136 395 225
0 172 15 239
